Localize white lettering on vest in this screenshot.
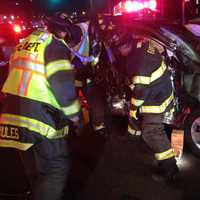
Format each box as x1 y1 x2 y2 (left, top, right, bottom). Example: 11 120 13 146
0 126 19 140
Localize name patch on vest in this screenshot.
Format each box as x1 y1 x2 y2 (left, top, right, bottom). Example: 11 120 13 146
17 42 41 52
0 126 19 140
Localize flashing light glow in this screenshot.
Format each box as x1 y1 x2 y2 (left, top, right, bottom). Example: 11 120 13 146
19 38 25 43
125 1 143 12
113 0 157 15
149 0 157 10
13 24 22 34
176 153 194 171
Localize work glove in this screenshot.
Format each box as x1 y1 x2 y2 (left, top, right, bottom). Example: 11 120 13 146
69 115 84 136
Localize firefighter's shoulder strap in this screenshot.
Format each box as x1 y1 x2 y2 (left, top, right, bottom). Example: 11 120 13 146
63 24 99 64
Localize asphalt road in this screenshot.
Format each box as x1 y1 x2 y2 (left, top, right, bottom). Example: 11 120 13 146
0 117 200 200
66 123 200 200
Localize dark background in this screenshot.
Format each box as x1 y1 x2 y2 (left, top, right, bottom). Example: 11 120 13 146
0 1 200 27
0 0 187 15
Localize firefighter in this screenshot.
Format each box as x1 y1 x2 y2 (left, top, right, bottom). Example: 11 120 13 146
111 30 179 182
0 11 81 200
75 14 115 136
65 13 115 136
64 13 107 136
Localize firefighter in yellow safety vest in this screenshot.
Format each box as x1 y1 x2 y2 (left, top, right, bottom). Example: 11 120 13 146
0 12 81 200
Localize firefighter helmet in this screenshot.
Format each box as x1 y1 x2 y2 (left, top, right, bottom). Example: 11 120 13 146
108 29 133 49
45 11 73 32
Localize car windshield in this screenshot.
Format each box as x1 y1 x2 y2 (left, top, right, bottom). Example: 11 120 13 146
160 23 200 64
108 17 200 71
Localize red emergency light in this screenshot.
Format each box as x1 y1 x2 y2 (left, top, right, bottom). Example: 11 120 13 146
113 0 157 15
13 24 22 34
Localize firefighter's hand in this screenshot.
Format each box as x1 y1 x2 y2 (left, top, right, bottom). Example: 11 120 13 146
70 115 84 136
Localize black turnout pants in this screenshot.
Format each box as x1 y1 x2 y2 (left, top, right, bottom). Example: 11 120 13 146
141 114 177 172
141 115 171 154
21 137 70 200
141 115 177 174
86 82 107 127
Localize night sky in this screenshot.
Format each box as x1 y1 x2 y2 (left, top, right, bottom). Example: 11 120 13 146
1 0 193 20
0 0 108 16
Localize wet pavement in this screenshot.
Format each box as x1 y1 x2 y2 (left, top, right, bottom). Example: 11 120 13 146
0 117 200 200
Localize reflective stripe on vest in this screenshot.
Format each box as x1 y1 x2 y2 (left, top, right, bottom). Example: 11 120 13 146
131 97 144 107
2 32 66 109
0 139 33 151
61 99 81 116
132 61 167 85
18 71 32 96
139 93 174 114
0 114 69 139
46 59 73 78
11 57 45 74
155 148 175 161
2 69 60 109
9 57 45 96
11 56 45 96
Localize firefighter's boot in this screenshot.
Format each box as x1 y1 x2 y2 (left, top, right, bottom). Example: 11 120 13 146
152 158 179 182
93 123 108 137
